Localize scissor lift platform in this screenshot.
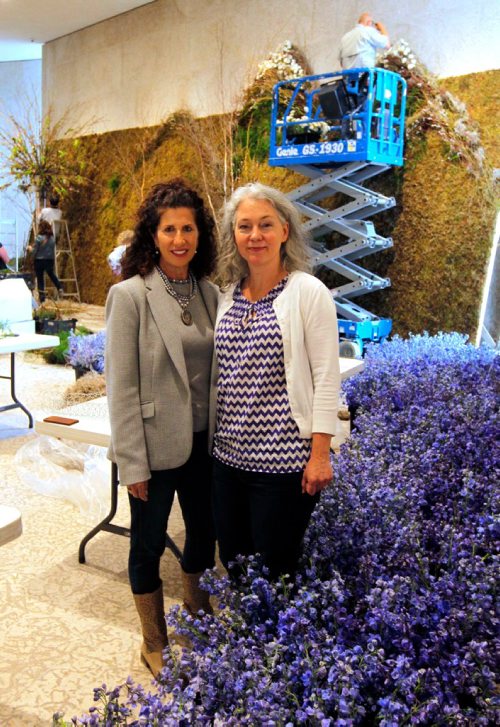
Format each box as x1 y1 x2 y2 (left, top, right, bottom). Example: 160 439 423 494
269 67 406 168
269 68 406 355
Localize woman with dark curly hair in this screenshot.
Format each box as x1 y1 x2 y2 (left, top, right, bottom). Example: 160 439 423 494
105 179 218 677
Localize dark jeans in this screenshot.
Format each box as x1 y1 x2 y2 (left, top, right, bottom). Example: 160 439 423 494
212 459 320 580
128 431 215 594
34 258 62 301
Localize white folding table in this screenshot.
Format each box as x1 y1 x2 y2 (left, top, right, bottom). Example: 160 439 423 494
339 357 364 380
35 357 364 564
0 505 22 547
35 396 183 565
0 333 60 427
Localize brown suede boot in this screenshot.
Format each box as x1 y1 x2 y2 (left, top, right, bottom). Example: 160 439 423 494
181 569 213 616
133 583 168 678
171 570 213 650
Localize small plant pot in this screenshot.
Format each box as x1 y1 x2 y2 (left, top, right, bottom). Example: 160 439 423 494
36 318 78 334
74 365 91 380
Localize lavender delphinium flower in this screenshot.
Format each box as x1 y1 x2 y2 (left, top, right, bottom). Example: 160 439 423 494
306 333 499 723
65 330 106 374
63 333 498 725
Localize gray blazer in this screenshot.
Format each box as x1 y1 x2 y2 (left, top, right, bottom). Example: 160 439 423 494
105 268 218 486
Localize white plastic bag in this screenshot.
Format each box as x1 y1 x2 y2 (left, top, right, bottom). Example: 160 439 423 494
14 435 110 521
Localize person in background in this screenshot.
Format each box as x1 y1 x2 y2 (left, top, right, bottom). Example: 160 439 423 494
105 179 218 677
0 242 10 270
339 12 390 70
212 183 340 581
38 194 63 226
107 229 134 276
28 220 63 302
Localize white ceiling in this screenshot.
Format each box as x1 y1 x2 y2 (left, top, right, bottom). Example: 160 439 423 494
0 0 155 43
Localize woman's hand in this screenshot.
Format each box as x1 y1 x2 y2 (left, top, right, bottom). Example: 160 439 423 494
127 481 149 501
301 432 333 496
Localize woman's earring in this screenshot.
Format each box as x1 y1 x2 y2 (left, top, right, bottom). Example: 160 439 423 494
154 247 160 261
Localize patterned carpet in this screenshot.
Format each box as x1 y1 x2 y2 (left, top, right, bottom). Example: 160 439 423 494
0 352 186 725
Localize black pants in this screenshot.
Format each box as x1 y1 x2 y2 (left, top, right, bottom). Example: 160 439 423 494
128 431 216 594
34 258 62 302
212 459 319 580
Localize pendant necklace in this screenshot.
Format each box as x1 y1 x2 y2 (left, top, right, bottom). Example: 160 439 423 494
156 265 198 326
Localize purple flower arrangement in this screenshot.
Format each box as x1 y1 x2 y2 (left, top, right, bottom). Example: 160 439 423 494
65 331 106 374
56 333 498 726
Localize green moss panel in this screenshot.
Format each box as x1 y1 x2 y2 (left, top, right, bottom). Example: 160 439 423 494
63 71 498 340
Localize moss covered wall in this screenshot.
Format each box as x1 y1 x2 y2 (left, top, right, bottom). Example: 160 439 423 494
64 123 204 305
384 70 497 336
386 132 494 335
64 69 498 339
444 71 499 168
63 114 304 306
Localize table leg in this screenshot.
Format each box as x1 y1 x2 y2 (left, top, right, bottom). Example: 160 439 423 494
78 462 183 564
0 353 33 427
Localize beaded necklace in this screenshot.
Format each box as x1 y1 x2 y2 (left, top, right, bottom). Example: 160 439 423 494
155 265 198 326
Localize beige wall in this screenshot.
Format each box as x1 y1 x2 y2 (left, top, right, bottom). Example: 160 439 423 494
0 59 42 256
43 0 500 135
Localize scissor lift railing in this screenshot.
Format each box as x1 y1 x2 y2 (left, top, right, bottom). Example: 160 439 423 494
269 68 406 355
269 68 406 167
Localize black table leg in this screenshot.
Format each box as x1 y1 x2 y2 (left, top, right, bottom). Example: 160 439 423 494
78 462 183 564
0 353 33 427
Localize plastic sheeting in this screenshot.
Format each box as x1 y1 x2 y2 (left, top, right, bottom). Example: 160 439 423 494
14 435 110 521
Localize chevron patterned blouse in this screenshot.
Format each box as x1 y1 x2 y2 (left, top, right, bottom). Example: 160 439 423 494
213 278 311 473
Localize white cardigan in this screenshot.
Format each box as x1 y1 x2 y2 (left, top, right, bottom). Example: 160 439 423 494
215 271 340 438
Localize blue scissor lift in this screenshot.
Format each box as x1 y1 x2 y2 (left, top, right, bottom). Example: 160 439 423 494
269 67 407 356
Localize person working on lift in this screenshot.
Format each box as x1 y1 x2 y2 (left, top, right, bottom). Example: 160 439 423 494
339 12 390 70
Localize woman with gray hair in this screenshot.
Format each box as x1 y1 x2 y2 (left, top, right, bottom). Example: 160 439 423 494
212 182 340 580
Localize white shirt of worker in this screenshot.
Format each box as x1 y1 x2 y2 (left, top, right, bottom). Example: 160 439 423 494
339 24 388 69
38 207 62 224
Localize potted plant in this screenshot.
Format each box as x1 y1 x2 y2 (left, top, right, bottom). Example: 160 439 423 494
0 320 18 338
37 317 78 335
285 114 329 145
65 330 105 378
40 324 91 366
34 303 78 334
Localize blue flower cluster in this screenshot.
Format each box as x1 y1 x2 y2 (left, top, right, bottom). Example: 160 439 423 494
65 330 106 374
58 333 498 726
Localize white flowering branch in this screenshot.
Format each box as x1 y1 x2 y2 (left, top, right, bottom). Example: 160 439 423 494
379 39 486 175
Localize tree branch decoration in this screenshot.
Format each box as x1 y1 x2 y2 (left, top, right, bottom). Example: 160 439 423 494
0 103 91 208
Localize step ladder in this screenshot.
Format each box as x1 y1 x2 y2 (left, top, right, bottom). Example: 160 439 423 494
52 219 81 302
269 67 406 356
